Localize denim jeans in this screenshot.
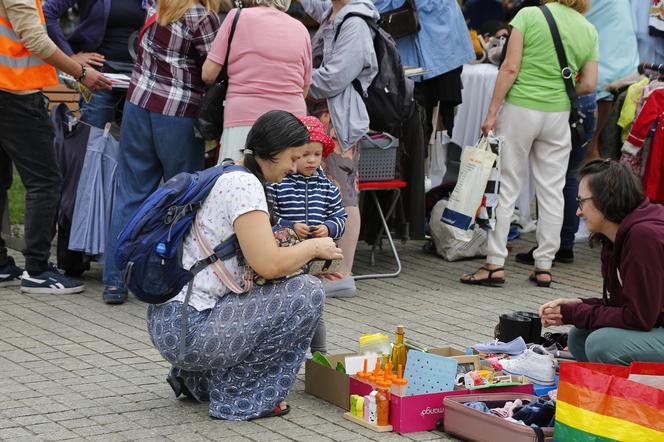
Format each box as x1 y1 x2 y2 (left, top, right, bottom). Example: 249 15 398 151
0 91 61 273
79 89 127 129
560 93 597 250
103 102 204 287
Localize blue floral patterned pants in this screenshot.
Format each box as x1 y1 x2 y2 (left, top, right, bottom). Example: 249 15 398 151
146 275 324 420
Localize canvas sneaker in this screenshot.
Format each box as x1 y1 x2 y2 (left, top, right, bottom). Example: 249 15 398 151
0 257 23 287
499 348 556 385
473 336 527 356
20 263 85 294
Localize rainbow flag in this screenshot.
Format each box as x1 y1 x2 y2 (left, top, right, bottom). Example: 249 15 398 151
555 362 664 441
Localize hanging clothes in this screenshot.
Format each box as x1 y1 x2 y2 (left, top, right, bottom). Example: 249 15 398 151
52 103 92 276
649 0 664 37
624 88 664 203
68 126 120 256
618 78 650 142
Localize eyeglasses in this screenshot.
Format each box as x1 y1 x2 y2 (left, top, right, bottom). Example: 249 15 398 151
576 196 593 210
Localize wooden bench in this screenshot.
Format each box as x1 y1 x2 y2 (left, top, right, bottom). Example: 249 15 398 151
43 83 80 115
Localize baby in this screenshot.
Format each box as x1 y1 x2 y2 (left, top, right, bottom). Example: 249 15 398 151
267 116 347 354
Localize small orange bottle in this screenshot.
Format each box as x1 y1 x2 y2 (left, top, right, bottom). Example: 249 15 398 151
375 387 390 426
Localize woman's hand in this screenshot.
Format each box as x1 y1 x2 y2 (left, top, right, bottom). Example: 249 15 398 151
311 237 343 261
71 52 105 68
539 298 582 327
481 112 497 136
82 67 113 91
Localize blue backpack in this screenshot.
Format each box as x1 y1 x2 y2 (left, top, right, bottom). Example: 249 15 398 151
115 164 247 305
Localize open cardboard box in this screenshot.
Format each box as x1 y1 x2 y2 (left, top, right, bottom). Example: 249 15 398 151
305 352 354 410
304 347 533 433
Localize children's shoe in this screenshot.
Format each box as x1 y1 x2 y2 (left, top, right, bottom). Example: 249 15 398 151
473 336 527 356
20 263 85 294
0 257 23 287
499 349 556 385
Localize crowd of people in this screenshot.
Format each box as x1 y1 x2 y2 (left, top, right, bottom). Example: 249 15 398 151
1 0 663 421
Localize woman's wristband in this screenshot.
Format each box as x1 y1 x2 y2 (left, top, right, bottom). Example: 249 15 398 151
77 64 87 82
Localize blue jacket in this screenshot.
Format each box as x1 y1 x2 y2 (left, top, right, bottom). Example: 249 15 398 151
372 0 474 80
267 169 347 239
43 0 146 56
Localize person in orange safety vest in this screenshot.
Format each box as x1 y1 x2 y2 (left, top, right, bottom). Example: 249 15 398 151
0 0 112 294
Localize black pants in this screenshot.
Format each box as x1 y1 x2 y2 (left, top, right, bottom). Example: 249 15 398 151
0 91 61 273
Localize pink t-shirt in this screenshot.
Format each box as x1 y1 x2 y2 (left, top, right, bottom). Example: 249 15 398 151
207 7 312 127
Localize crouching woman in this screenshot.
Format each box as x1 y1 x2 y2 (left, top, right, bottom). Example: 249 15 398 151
146 111 342 419
539 159 664 365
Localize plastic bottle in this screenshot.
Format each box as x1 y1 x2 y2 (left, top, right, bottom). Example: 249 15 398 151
376 387 390 426
391 325 407 370
363 394 371 422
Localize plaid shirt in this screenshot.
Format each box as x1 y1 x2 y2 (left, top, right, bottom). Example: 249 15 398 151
127 5 220 117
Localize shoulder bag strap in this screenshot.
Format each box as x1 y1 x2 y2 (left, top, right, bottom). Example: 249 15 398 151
539 5 577 103
217 8 242 84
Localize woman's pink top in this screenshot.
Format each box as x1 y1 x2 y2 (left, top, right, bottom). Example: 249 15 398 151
207 7 312 127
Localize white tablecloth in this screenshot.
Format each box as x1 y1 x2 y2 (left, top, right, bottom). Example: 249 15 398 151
451 64 499 149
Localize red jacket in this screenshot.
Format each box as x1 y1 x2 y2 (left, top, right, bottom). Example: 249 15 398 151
626 89 664 204
561 200 664 331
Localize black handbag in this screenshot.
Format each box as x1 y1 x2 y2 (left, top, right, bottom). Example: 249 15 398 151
379 0 420 40
195 9 241 141
539 5 587 149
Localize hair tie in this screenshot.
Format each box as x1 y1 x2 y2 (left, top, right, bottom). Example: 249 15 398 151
244 148 254 155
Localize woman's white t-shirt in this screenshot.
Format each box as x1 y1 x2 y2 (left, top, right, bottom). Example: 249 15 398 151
168 171 268 311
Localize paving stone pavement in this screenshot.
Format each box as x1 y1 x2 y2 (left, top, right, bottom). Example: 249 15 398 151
0 233 602 441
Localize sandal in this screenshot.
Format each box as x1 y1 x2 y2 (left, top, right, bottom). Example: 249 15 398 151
529 270 552 288
460 266 505 287
248 403 291 420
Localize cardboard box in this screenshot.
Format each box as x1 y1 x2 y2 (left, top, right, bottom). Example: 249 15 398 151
349 377 534 434
304 353 354 410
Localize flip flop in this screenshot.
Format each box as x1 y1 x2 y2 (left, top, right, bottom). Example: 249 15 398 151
460 266 505 287
529 270 552 288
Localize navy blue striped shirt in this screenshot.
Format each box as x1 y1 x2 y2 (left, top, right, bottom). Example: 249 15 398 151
267 169 347 239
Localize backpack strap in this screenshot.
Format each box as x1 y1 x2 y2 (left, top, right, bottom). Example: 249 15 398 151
177 162 251 362
332 13 376 98
539 5 578 104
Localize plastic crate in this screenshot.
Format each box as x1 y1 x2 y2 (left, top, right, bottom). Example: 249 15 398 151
358 133 398 181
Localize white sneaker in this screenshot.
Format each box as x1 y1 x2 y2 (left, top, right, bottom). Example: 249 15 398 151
499 349 556 385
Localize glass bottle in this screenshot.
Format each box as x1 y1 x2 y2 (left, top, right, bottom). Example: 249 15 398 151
391 325 407 370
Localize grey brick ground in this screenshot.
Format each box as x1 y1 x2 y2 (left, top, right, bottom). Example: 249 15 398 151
0 233 601 441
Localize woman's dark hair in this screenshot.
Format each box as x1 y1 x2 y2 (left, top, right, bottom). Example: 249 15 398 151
242 110 309 185
579 159 645 245
579 159 645 224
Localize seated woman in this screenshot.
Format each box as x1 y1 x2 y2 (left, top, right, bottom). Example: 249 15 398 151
539 159 664 365
147 111 343 420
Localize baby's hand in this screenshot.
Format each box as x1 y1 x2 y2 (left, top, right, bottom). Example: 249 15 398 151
311 225 329 238
293 223 310 239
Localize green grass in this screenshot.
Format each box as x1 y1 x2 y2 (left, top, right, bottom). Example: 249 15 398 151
8 174 25 225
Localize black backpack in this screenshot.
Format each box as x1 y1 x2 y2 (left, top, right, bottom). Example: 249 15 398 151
333 13 414 136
